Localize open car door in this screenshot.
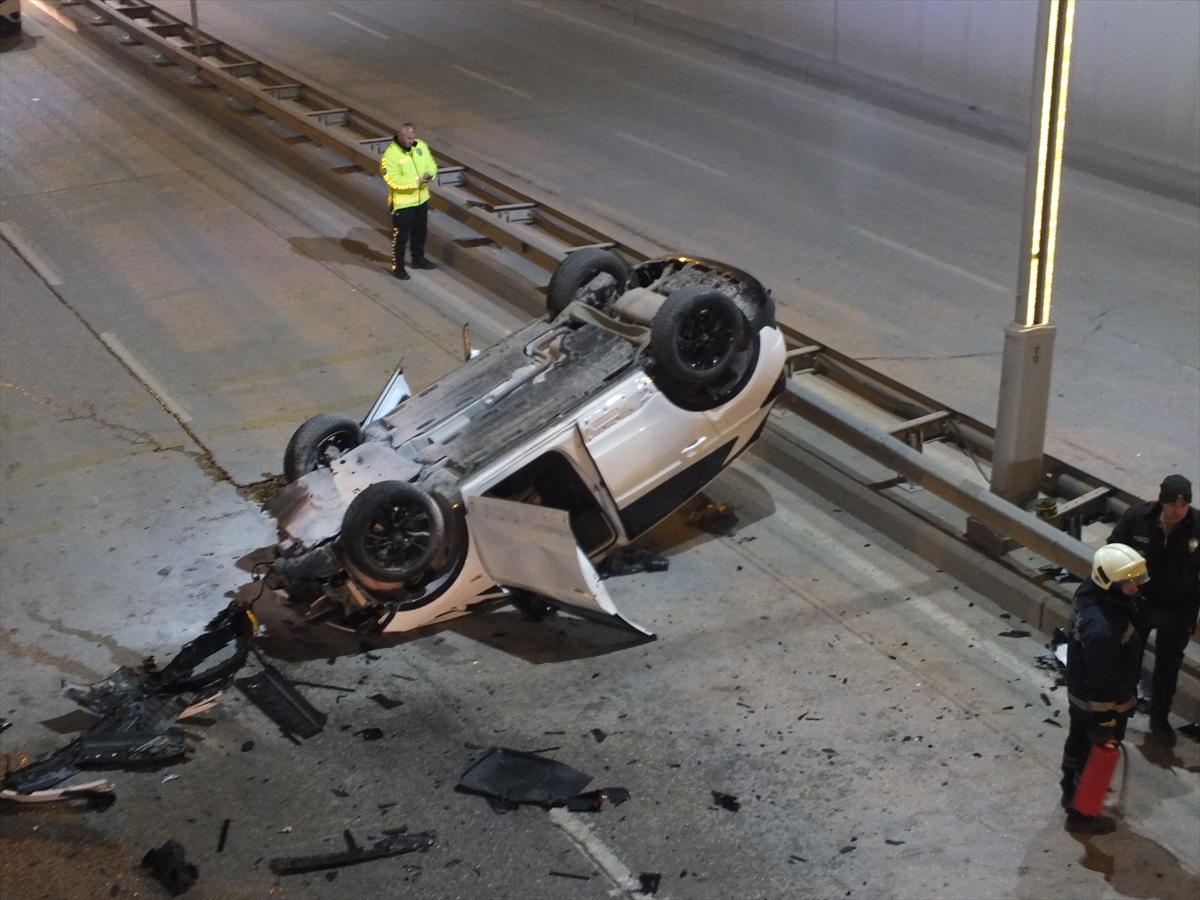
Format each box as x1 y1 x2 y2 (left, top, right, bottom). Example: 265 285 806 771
464 494 654 638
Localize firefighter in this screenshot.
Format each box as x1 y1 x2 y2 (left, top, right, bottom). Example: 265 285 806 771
1060 543 1147 834
1109 474 1200 744
380 122 438 280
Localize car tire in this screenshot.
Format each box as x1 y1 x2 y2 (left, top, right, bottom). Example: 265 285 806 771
650 285 746 385
546 248 631 318
340 481 447 584
283 413 363 483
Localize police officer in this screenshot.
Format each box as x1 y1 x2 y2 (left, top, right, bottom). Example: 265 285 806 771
1060 543 1146 834
1109 474 1200 744
380 123 438 280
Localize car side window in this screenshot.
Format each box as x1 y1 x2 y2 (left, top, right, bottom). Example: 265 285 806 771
484 452 615 554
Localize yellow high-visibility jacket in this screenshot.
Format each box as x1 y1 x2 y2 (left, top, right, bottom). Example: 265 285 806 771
380 138 438 211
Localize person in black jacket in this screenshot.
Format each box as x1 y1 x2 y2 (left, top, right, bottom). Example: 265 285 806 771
1060 543 1147 834
1109 474 1200 743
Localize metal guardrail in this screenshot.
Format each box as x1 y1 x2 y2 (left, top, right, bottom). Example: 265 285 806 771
46 0 1147 581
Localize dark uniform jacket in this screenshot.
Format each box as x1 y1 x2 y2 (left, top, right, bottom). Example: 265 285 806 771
1109 502 1200 621
1066 579 1141 718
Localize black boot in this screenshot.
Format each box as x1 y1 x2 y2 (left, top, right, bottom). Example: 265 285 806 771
1065 809 1116 835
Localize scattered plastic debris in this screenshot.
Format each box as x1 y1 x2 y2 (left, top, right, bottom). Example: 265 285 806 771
457 747 591 810
269 829 435 875
141 840 198 896
4 604 255 794
998 630 1032 638
711 791 740 812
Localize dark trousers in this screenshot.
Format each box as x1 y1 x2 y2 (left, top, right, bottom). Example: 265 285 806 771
1136 604 1193 720
1061 705 1127 797
391 202 429 271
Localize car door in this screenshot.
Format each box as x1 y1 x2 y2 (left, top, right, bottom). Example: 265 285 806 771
463 494 653 638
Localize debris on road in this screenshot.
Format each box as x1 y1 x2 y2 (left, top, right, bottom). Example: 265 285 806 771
688 502 740 536
368 693 403 710
998 630 1032 638
549 870 591 880
711 791 740 812
597 547 669 578
591 728 608 743
1178 722 1200 741
235 652 327 739
457 747 592 810
217 819 230 853
3 603 256 794
1 778 115 808
269 829 435 875
639 872 662 894
141 840 199 896
355 728 384 742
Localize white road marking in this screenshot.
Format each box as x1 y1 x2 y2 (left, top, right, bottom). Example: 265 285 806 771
1 221 63 286
848 225 1009 293
615 131 729 177
450 64 532 99
548 807 648 898
99 332 195 424
326 10 389 40
411 272 523 339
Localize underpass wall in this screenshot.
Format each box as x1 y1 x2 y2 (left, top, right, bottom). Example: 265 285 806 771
599 0 1200 198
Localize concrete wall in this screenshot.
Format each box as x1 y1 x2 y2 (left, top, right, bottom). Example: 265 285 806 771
610 0 1200 180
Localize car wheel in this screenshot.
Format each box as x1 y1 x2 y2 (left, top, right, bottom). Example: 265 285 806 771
650 285 746 385
283 413 363 483
340 481 447 584
546 248 631 318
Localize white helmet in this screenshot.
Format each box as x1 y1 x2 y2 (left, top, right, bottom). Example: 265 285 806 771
1091 543 1149 590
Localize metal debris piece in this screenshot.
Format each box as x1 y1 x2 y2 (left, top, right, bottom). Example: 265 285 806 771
269 830 435 875
235 656 326 739
141 840 199 896
711 791 740 812
457 747 591 809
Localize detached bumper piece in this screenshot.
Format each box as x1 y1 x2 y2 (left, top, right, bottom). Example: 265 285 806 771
3 603 255 795
269 829 435 875
457 747 592 811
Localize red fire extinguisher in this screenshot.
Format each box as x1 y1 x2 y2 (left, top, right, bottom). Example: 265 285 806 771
1071 742 1122 817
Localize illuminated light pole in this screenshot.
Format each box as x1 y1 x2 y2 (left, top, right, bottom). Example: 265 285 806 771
990 0 1075 508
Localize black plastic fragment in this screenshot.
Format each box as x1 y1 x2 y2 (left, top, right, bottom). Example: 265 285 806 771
639 872 662 894
217 819 230 853
0 718 10 734
566 790 604 812
549 871 591 880
269 831 435 875
457 747 591 808
235 659 326 739
141 840 199 896
1179 721 1200 740
591 728 608 743
597 547 670 578
355 728 384 741
1043 718 1063 728
998 630 1032 638
885 839 905 846
711 791 740 811
75 729 187 766
368 693 403 710
604 787 630 806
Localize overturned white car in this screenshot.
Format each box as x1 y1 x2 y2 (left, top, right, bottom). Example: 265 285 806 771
270 251 787 636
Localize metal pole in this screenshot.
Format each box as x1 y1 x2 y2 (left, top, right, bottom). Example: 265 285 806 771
989 0 1075 508
189 0 200 60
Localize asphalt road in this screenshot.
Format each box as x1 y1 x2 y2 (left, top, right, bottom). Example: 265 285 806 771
1 8 1198 900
